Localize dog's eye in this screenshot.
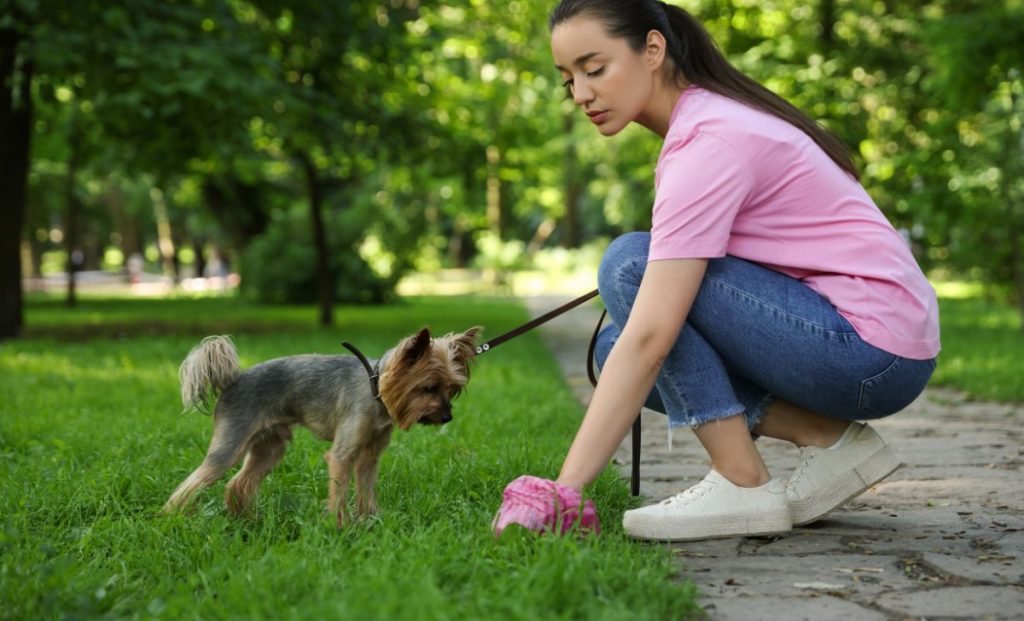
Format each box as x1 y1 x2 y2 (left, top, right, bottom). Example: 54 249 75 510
424 384 439 393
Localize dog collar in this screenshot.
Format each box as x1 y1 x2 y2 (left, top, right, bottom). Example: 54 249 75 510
341 342 382 402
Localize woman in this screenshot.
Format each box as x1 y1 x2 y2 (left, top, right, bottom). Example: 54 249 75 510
493 0 939 541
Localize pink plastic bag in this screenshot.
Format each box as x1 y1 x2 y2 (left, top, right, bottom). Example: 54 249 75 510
492 475 600 537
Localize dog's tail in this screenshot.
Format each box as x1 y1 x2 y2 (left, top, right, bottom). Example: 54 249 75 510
179 335 240 413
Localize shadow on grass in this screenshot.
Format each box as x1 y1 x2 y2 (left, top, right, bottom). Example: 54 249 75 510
20 294 526 343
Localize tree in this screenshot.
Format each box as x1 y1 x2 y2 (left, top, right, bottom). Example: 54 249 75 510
239 1 432 324
0 2 33 339
920 2 1024 320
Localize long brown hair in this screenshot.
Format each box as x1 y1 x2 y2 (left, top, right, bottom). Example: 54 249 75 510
549 0 858 178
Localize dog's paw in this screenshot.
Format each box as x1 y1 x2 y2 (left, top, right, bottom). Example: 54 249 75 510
355 501 379 517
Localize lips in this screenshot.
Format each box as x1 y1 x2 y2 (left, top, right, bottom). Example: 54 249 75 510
586 110 609 125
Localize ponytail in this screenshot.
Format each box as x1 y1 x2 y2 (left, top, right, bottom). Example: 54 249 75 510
549 0 859 179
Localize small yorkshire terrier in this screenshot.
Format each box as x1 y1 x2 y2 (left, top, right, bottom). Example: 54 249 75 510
163 327 481 525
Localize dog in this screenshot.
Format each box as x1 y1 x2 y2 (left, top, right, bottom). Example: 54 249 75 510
163 326 481 525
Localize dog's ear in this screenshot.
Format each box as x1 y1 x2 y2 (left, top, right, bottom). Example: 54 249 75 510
453 326 483 363
400 327 432 363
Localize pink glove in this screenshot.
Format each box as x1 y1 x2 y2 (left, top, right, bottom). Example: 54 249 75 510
492 475 600 537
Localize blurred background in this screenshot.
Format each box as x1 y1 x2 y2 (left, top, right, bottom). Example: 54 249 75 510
2 0 1022 335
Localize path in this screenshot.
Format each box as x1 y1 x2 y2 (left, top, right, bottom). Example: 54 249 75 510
524 295 1024 621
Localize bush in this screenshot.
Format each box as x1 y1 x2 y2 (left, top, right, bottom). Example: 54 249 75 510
240 210 398 304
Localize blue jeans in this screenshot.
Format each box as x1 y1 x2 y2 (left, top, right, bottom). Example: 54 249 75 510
595 232 937 430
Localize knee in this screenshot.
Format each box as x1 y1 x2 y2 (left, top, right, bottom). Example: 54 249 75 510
597 232 650 300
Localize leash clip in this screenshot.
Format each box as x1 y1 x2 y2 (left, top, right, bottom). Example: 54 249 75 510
474 288 599 357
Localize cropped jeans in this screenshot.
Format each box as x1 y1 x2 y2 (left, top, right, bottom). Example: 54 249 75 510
595 232 936 431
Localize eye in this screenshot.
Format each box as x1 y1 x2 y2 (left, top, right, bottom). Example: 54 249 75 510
586 67 605 78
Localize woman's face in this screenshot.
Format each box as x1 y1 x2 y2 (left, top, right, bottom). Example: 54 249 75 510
551 16 658 136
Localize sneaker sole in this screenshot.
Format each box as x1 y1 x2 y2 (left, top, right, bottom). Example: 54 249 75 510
623 510 792 542
790 445 902 526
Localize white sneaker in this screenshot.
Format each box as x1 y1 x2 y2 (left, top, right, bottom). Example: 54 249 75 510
622 470 791 541
787 422 902 526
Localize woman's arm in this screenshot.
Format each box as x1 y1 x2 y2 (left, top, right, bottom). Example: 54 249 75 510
556 258 708 490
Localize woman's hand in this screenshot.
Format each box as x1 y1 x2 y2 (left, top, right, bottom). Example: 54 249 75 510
492 475 600 537
556 258 708 490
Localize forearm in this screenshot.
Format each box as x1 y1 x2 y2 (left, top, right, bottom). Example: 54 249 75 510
556 333 664 489
555 258 707 490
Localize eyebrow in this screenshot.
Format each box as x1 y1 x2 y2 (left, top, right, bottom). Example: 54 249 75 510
554 51 601 71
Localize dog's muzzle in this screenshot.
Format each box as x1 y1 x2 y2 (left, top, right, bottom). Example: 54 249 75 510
419 403 453 425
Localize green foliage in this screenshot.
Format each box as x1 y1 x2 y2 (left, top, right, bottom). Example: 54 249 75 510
240 210 397 305
10 0 1024 322
31 0 266 174
472 231 530 271
1 296 700 620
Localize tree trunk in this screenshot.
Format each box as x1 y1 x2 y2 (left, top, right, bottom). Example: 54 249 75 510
64 110 82 307
0 25 32 339
26 205 43 278
201 176 270 256
299 152 333 327
20 238 36 282
527 217 557 257
486 145 502 237
1009 219 1024 330
192 238 207 279
151 185 177 283
820 0 835 51
1002 84 1024 330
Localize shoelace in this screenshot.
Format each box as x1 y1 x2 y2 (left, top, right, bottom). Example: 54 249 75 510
787 446 820 489
659 478 716 506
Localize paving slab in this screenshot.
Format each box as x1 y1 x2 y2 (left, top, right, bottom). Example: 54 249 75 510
704 594 888 621
874 585 1024 619
524 294 1024 620
678 553 922 597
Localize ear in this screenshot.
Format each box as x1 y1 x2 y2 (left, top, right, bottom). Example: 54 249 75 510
644 29 668 71
453 326 482 361
400 327 432 363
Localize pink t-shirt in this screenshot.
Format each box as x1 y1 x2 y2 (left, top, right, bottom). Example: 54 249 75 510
650 87 940 360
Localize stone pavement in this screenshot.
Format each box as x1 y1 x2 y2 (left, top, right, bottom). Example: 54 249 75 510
524 295 1024 621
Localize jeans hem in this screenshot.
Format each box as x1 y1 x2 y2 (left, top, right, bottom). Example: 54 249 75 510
744 394 776 430
669 405 746 430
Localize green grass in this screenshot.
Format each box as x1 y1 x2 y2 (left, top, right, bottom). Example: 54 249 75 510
0 295 699 621
931 293 1024 402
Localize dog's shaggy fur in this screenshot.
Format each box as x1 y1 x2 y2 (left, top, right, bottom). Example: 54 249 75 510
163 327 480 525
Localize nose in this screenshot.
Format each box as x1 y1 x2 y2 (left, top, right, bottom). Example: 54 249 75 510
572 79 594 106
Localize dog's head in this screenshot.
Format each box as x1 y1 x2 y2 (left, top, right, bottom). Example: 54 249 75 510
377 326 482 431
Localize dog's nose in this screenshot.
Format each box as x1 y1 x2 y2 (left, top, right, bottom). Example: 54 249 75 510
440 411 453 424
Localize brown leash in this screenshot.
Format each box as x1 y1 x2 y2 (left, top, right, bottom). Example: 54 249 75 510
477 290 642 497
474 289 600 355
584 309 642 497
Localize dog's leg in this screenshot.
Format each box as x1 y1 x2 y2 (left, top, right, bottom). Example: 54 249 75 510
354 431 392 517
224 425 293 515
163 416 255 513
324 441 360 528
